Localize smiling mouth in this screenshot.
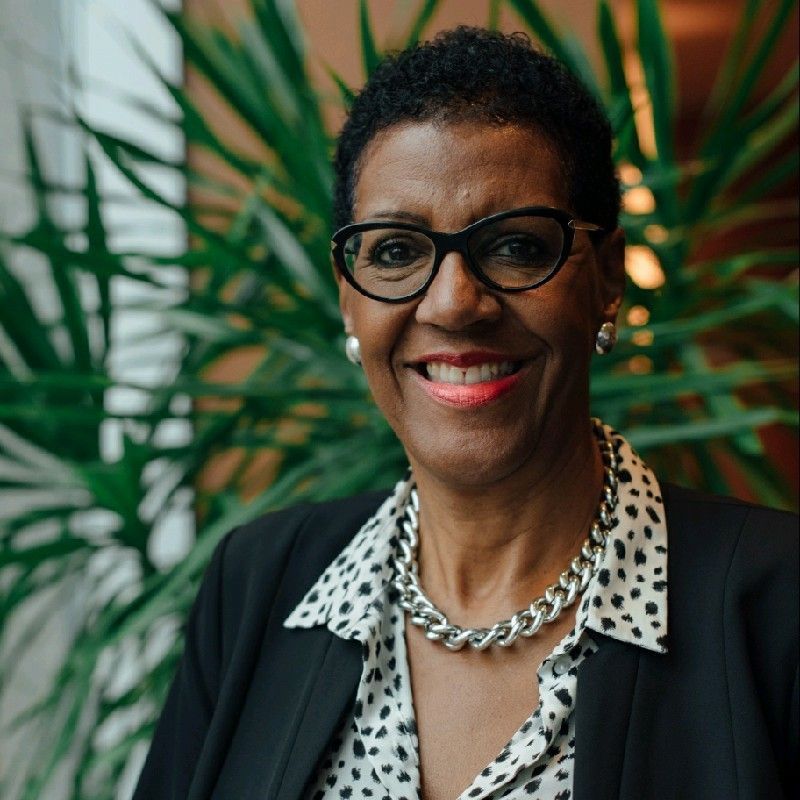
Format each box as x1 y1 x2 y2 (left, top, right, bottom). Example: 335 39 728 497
409 355 528 408
418 360 521 385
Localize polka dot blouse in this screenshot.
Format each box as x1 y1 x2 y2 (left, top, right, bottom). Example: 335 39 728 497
284 428 668 799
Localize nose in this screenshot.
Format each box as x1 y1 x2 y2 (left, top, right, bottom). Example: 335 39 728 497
414 251 502 330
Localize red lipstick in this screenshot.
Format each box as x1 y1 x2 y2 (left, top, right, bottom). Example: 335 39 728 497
409 351 527 408
412 370 523 407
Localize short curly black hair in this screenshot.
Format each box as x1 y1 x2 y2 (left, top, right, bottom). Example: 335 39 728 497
332 26 619 232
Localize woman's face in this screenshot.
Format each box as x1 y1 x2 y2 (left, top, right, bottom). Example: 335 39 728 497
337 121 624 488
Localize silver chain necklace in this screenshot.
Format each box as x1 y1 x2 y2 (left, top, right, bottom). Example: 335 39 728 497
393 419 619 651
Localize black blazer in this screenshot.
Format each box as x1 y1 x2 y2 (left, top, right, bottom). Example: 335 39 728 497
134 484 798 800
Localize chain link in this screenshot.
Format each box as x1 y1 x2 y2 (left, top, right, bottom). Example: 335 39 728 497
393 419 620 651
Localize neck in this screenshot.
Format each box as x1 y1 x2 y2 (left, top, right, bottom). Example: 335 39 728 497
409 419 604 627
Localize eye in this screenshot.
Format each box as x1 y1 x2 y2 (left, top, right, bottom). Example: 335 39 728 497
370 237 426 268
487 234 551 265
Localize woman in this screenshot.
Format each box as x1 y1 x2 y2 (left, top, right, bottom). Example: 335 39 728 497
135 28 798 800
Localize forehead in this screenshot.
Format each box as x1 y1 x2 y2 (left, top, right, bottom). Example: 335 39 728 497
353 121 569 228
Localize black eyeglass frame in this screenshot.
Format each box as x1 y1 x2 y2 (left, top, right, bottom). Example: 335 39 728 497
331 205 605 304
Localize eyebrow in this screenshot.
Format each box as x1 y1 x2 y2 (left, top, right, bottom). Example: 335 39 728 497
358 209 430 225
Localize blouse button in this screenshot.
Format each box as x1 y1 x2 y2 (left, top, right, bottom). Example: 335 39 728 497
553 655 572 676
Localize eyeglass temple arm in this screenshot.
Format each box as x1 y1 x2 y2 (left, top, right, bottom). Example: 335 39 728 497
570 220 605 232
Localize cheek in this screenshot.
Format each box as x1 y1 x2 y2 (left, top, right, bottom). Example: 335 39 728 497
528 270 599 353
353 309 399 361
359 349 409 444
350 305 409 398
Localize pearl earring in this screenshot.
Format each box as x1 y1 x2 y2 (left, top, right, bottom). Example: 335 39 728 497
345 335 361 365
595 322 617 355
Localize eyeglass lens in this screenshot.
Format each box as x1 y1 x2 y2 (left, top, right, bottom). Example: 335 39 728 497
342 214 566 299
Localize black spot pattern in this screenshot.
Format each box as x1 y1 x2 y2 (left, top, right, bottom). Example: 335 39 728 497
286 428 669 798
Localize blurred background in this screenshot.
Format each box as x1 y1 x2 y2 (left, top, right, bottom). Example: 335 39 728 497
0 1 797 797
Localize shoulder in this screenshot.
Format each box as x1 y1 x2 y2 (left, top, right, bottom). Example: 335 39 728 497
661 481 798 570
209 490 391 649
222 489 391 582
661 481 798 648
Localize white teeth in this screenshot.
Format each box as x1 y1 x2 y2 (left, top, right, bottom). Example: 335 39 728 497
464 366 482 385
424 360 516 384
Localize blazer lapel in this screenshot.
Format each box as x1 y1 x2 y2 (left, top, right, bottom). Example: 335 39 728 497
210 624 361 800
574 636 641 800
275 633 362 800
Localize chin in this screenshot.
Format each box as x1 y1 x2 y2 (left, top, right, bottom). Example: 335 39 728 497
402 421 541 489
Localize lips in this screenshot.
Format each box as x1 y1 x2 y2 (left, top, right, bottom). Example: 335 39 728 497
408 351 528 408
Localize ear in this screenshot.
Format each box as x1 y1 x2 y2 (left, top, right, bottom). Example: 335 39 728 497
332 256 355 334
595 227 626 323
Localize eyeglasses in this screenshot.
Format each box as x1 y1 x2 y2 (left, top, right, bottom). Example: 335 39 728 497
331 206 604 303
